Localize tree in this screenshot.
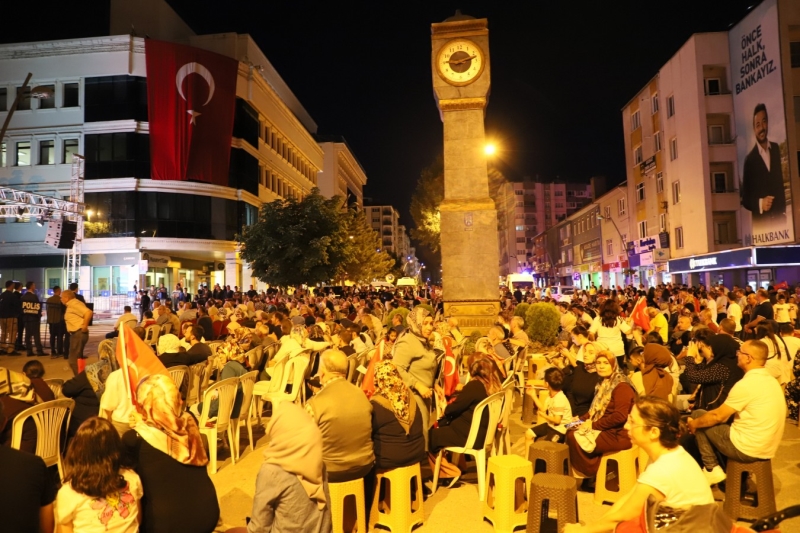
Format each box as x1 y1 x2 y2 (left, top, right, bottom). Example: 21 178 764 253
409 155 444 252
237 189 351 287
340 209 395 283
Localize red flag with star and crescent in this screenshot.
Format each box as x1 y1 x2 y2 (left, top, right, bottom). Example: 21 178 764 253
145 39 238 186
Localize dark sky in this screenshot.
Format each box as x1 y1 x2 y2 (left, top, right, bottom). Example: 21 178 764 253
4 0 757 230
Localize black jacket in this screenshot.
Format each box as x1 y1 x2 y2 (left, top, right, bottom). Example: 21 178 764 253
0 290 21 319
21 292 42 319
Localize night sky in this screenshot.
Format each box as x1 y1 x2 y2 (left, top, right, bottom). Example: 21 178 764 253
3 0 758 259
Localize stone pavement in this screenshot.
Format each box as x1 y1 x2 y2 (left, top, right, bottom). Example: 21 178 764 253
2 325 799 531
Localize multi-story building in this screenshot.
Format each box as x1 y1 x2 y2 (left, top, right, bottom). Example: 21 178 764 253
365 205 401 255
317 135 367 209
596 182 631 289
0 0 373 303
623 0 800 289
498 178 592 275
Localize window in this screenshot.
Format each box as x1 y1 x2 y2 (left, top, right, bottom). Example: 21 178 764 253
672 180 681 204
708 125 724 145
715 221 732 244
554 190 564 196
604 205 611 218
633 145 643 165
16 86 31 110
636 182 645 202
654 131 662 152
15 141 30 165
0 142 5 166
516 237 525 243
638 220 647 239
705 78 721 95
0 88 6 112
651 93 659 114
63 83 80 107
607 239 613 256
675 227 684 249
667 95 675 117
790 42 800 68
659 213 666 232
84 133 150 179
711 171 735 193
515 225 524 231
669 137 678 160
37 85 55 109
656 172 664 193
631 110 641 130
39 140 54 165
514 190 523 195
618 197 626 216
63 139 79 164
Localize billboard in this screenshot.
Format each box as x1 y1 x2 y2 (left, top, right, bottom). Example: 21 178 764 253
730 0 793 246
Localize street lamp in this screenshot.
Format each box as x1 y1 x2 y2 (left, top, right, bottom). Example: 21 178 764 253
484 143 496 156
596 213 630 256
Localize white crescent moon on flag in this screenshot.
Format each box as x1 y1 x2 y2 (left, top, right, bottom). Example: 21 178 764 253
175 62 215 105
444 355 456 377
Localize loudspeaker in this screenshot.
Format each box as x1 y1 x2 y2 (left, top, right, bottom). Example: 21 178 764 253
44 220 77 249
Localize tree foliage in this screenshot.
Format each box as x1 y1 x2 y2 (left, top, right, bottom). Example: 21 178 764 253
525 302 561 348
341 210 395 283
409 155 444 252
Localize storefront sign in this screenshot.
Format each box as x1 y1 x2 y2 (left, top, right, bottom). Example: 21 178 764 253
138 260 149 275
640 252 654 266
668 248 753 273
639 156 656 175
653 248 670 262
141 253 170 267
754 246 800 266
579 238 602 263
634 236 658 254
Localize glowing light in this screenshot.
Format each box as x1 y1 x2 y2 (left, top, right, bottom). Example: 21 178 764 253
484 143 496 156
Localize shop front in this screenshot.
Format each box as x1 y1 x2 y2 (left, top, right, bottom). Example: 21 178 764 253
666 246 800 290
602 257 629 289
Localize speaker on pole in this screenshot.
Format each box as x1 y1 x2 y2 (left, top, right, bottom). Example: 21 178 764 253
44 220 77 249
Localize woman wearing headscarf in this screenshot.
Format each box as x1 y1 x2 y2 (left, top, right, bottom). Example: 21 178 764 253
562 336 603 417
628 343 675 401
392 306 438 450
122 374 220 533
681 329 743 411
370 362 425 470
247 401 332 533
0 369 54 452
61 359 111 438
589 300 632 369
566 351 637 479
195 335 249 419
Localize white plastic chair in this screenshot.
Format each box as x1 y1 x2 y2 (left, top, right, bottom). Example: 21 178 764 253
11 398 75 479
168 365 189 391
431 391 504 501
160 323 173 335
492 379 517 457
187 361 209 406
44 379 64 399
253 350 311 425
231 370 259 459
144 325 160 350
245 346 263 370
198 376 239 474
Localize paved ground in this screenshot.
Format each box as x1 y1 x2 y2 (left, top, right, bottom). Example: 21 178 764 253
2 325 799 531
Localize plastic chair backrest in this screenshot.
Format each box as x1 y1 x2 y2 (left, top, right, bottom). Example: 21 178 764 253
161 323 172 335
199 377 238 429
168 365 190 390
238 371 258 419
462 391 504 450
44 379 64 399
245 346 263 369
187 362 207 405
286 354 311 402
145 325 160 345
499 379 515 430
11 398 74 465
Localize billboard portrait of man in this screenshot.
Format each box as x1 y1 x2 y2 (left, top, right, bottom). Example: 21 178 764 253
740 103 786 224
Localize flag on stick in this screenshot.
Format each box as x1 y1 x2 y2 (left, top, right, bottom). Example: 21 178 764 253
116 325 169 405
631 296 651 332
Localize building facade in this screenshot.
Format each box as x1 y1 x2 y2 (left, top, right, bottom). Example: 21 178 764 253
317 136 367 209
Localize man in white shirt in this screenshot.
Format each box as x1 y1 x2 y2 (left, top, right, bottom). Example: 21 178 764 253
557 302 576 333
715 290 729 321
105 305 138 339
687 339 786 485
726 290 743 335
774 293 791 325
705 294 717 323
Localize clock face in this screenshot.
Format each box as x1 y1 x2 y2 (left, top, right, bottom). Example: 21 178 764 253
436 39 484 86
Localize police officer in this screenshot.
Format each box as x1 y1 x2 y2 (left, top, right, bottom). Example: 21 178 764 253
21 281 46 356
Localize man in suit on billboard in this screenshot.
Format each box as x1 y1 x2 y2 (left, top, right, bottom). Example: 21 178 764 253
741 103 786 224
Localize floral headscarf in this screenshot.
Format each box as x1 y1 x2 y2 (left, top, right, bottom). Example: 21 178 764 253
372 361 415 434
406 306 431 344
134 374 208 466
85 359 112 399
587 353 634 422
213 333 248 371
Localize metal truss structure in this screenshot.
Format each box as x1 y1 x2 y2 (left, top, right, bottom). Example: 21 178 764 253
66 154 85 284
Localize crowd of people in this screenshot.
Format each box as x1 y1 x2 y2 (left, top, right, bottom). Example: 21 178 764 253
0 279 796 532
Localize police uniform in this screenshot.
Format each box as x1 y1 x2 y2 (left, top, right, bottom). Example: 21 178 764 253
21 291 45 356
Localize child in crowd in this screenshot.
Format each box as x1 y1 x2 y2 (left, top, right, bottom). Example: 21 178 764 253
56 417 143 533
524 367 573 458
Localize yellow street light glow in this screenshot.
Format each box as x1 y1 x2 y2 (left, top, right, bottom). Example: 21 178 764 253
484 143 496 156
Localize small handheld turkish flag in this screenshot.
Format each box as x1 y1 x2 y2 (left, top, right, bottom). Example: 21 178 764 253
145 39 238 186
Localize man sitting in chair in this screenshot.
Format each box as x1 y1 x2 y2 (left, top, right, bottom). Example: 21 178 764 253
305 349 374 483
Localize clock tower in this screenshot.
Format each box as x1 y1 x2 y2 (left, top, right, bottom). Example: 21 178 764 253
431 12 500 331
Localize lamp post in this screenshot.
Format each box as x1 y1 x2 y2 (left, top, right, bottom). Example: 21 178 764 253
597 213 631 286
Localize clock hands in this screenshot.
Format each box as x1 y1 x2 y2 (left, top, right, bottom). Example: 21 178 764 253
448 54 477 66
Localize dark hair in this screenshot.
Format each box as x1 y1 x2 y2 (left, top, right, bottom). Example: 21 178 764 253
634 395 684 448
543 367 564 391
644 331 663 345
628 346 645 360
719 318 736 335
599 300 621 328
64 417 126 498
124 305 131 313
692 327 713 345
572 324 589 337
144 310 153 319
469 357 501 395
755 325 782 360
779 322 795 335
52 285 61 292
26 281 34 290
753 103 767 120
189 324 204 340
133 327 146 340
22 360 45 379
4 280 11 289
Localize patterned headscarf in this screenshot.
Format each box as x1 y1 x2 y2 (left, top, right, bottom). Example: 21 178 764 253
372 361 415 434
587 353 634 423
1 368 36 403
264 402 327 510
134 374 208 466
84 359 112 399
214 334 248 371
406 306 431 344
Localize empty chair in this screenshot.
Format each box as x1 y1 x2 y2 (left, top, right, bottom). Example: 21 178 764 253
197 376 239 474
253 351 311 424
431 391 505 501
724 459 777 521
369 463 424 533
10 398 75 479
231 370 259 459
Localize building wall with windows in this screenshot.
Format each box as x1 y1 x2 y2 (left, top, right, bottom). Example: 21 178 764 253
0 6 329 298
365 205 400 255
317 137 366 208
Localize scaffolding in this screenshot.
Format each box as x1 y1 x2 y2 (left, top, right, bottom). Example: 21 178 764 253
66 154 85 284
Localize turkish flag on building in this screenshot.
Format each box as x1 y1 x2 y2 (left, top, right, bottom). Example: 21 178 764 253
145 39 238 186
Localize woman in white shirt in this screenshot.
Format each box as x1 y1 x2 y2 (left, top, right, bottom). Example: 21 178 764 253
588 300 631 369
564 396 713 533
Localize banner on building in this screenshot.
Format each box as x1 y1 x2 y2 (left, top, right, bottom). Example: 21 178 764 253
145 39 238 186
729 0 793 246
